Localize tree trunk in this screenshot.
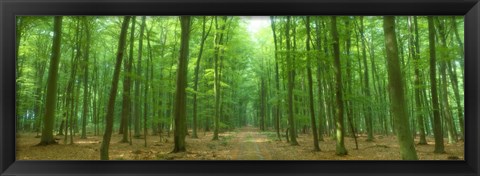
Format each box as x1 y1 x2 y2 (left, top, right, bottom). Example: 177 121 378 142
314 17 325 142
137 16 147 147
383 16 418 160
81 17 91 139
344 18 358 149
38 16 63 146
213 16 227 140
120 16 136 143
450 16 464 87
447 61 464 141
172 16 191 153
410 16 427 145
435 18 458 144
286 16 298 145
192 17 212 138
270 16 282 141
100 16 131 160
260 77 266 131
306 16 320 151
133 18 143 139
359 17 374 142
428 16 445 154
331 16 347 155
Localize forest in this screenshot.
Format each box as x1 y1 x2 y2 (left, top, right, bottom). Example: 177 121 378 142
16 16 464 160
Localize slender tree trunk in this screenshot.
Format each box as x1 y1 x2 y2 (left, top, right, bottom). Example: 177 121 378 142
344 18 358 149
93 56 99 136
16 17 25 132
213 16 227 140
447 17 464 138
120 16 136 143
81 17 91 139
100 16 130 160
136 16 147 147
192 17 212 138
133 19 143 139
428 17 445 154
447 61 464 141
260 77 266 131
450 16 464 86
270 16 282 140
331 16 347 155
306 16 320 151
33 58 47 136
64 19 82 144
359 17 374 141
383 16 418 160
285 16 298 145
38 16 63 146
435 18 458 144
314 17 325 142
410 16 427 145
172 16 191 153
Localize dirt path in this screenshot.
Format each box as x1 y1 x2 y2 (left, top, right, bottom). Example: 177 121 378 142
231 126 272 160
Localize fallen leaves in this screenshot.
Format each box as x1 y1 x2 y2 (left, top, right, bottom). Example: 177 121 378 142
16 129 464 160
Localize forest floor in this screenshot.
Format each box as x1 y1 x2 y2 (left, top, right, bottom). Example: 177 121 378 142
16 127 464 160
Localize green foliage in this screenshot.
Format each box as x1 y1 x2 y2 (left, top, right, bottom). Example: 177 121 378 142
16 16 464 156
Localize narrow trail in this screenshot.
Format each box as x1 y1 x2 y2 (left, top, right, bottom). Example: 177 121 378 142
231 126 271 160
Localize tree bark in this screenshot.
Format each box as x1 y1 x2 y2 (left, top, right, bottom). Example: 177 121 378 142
213 16 227 140
120 16 136 143
306 16 320 151
331 16 347 155
359 17 374 141
192 17 212 138
410 16 428 145
270 16 282 141
314 17 325 142
38 16 63 146
286 16 298 145
81 17 91 139
100 16 131 160
435 17 458 144
172 16 191 152
138 16 148 147
428 16 445 154
383 16 418 160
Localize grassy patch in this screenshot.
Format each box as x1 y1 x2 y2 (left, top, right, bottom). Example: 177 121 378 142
260 131 278 141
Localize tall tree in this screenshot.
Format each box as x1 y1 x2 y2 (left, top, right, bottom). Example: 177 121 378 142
428 16 445 154
435 18 457 144
306 16 320 151
344 18 358 149
270 16 282 141
100 16 131 160
38 16 63 146
409 16 428 145
133 18 143 138
192 17 213 138
139 16 148 147
359 17 374 141
212 16 227 140
172 16 191 152
383 16 418 160
331 16 347 155
120 16 136 143
286 16 299 145
449 17 464 141
81 17 92 139
314 17 325 142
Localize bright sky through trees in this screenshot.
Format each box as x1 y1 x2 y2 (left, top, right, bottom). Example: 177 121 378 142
244 16 271 39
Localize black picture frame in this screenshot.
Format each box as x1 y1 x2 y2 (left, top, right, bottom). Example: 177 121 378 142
1 0 479 175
